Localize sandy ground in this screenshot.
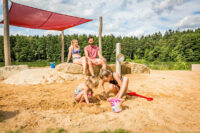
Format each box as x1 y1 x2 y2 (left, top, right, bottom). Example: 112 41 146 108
0 70 200 133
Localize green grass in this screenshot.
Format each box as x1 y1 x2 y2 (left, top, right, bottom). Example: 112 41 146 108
1 60 199 70
128 59 200 70
46 128 65 133
82 129 131 133
6 129 23 133
0 61 61 67
6 128 131 133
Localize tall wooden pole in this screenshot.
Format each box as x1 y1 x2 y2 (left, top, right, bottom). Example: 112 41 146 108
99 16 102 55
61 31 65 63
116 43 121 76
3 0 11 66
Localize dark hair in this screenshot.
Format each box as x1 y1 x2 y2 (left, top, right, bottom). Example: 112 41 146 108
88 36 94 41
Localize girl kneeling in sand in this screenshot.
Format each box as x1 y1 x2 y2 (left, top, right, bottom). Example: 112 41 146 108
74 76 99 105
67 39 87 75
99 69 129 99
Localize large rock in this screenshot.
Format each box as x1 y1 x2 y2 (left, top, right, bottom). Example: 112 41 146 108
55 62 150 75
55 63 101 75
0 65 29 80
4 68 83 85
55 63 83 74
108 62 150 74
123 62 150 74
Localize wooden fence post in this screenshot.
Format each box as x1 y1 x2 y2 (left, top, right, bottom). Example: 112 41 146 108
61 31 64 63
3 0 11 66
116 43 121 76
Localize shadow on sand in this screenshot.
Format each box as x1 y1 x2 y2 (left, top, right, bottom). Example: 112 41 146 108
0 110 19 122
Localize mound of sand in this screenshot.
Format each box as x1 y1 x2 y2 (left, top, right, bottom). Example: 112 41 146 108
2 62 150 85
3 68 83 85
0 65 28 80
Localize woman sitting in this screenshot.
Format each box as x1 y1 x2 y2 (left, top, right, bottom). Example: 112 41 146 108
67 39 87 75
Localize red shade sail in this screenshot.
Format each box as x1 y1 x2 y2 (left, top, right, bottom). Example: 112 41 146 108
1 2 93 31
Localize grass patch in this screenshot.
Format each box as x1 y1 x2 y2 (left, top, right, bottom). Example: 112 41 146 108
82 129 131 133
1 60 199 70
46 128 65 133
128 59 200 70
0 61 61 67
6 129 23 133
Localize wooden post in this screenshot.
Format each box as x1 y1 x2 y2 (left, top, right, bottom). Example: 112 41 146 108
61 31 65 63
3 0 11 66
99 16 102 55
116 43 121 76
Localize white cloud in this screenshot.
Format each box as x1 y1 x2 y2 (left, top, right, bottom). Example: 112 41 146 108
66 28 96 35
152 0 187 14
127 29 145 37
10 31 27 36
174 15 200 29
0 0 199 37
0 27 3 35
83 9 94 17
44 30 60 36
0 14 2 20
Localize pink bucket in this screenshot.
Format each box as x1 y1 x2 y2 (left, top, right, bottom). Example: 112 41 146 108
109 98 122 112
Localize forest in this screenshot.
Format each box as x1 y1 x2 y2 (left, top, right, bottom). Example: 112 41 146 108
0 28 200 63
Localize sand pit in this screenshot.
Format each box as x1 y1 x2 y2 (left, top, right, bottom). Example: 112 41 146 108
0 70 200 133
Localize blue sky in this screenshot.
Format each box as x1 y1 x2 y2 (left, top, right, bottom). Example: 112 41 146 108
0 0 200 37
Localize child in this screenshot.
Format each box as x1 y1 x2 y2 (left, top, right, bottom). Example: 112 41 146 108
99 69 129 99
74 76 99 104
67 39 87 75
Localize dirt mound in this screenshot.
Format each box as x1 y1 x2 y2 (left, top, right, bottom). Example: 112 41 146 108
3 68 83 85
0 65 28 80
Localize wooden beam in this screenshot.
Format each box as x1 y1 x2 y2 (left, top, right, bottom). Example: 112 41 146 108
3 0 11 66
61 31 65 63
99 16 102 55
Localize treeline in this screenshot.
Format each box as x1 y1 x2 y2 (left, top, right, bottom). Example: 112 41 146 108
0 28 200 62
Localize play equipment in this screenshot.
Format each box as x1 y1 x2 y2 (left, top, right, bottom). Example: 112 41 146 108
50 63 56 69
117 53 125 62
109 98 122 112
127 92 153 101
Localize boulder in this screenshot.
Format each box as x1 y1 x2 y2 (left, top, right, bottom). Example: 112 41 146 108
55 63 83 74
55 63 101 75
107 62 150 74
55 62 150 75
122 62 150 74
0 65 29 79
4 68 84 85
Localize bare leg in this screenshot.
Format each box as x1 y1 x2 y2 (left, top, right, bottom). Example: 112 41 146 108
73 57 87 75
116 77 129 98
108 84 119 96
74 91 85 102
81 57 87 75
101 58 107 69
79 95 85 103
88 60 94 76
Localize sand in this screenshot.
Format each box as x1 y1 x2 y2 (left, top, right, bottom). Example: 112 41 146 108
0 70 200 133
3 68 83 85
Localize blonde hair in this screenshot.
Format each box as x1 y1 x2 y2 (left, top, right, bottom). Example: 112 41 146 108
85 76 99 88
70 39 78 46
99 69 112 79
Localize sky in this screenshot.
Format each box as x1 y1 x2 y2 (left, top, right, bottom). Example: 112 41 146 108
0 0 200 37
